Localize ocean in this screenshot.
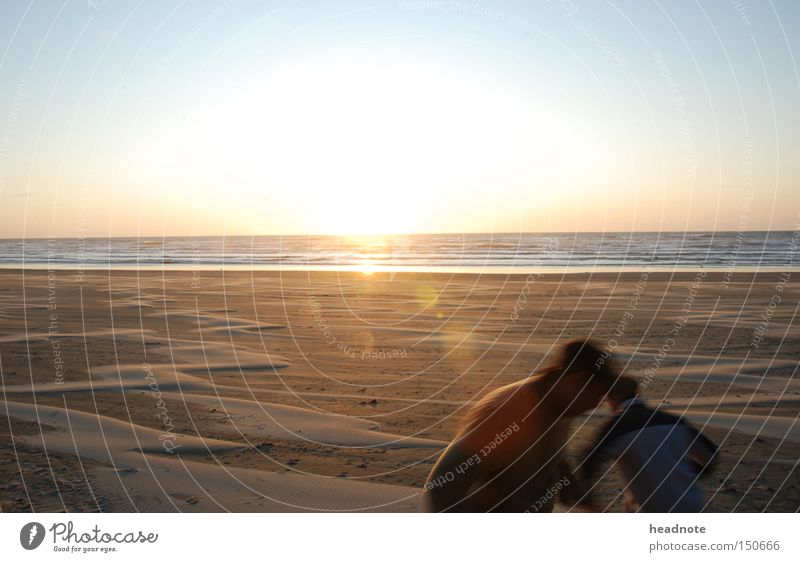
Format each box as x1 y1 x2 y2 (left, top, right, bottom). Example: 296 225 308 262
0 231 797 272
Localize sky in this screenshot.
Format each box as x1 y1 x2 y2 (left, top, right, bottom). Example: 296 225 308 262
0 0 798 237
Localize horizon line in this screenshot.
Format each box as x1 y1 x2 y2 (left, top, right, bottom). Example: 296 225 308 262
1 229 795 242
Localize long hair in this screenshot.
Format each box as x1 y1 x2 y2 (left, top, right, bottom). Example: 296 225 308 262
456 339 614 438
455 376 538 440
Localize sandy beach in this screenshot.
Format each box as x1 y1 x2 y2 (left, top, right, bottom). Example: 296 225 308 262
1 268 798 512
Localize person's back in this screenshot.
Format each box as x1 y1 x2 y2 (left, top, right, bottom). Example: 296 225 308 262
422 340 616 512
424 376 571 512
581 377 718 512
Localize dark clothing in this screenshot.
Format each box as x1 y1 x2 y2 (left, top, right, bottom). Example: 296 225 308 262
582 397 717 512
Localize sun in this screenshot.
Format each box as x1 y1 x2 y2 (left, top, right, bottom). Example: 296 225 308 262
133 55 611 235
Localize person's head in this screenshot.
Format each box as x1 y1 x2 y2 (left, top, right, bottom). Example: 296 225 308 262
606 376 639 410
546 339 617 415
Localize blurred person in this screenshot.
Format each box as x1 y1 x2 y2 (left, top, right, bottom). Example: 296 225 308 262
422 339 616 512
578 376 718 512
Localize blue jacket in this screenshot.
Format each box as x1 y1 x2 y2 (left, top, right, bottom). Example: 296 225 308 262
582 397 718 512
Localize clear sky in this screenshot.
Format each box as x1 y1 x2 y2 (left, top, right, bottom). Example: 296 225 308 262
0 0 798 237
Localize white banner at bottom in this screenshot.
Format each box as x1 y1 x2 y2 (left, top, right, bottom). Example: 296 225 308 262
1 513 798 561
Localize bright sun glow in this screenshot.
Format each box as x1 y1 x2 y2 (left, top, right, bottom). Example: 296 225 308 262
133 57 610 235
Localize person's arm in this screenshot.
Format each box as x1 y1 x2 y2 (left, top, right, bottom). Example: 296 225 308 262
574 417 620 507
422 439 485 512
581 418 619 478
556 457 591 508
